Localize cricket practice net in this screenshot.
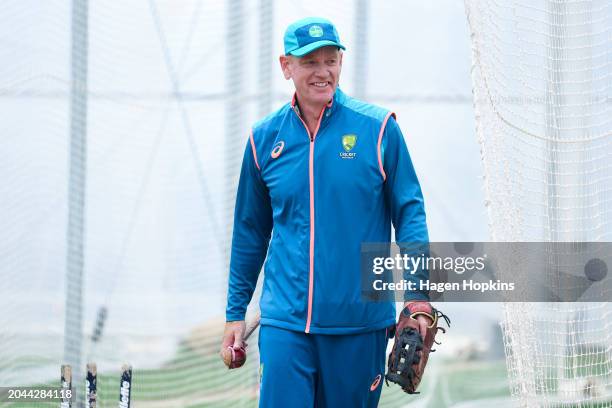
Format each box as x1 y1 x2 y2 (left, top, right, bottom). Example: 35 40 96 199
465 0 612 406
0 1 266 406
0 1 416 407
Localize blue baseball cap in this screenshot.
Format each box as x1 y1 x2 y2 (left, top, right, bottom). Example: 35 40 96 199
284 17 346 57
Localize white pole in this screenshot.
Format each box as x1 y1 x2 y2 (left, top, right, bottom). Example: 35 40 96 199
65 0 88 404
225 0 246 293
258 0 273 118
353 0 369 100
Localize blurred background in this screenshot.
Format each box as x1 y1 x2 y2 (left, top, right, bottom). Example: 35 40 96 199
2 0 609 407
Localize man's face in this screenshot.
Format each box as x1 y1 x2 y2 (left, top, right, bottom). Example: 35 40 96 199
280 46 342 108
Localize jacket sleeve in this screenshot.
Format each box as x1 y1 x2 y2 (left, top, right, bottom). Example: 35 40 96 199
382 116 430 301
225 138 273 321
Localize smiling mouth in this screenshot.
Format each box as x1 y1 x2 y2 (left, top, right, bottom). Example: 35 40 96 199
312 82 330 88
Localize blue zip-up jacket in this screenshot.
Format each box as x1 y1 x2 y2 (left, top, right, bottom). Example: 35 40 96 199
226 88 429 334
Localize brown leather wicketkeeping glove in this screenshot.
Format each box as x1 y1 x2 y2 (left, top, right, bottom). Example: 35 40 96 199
385 302 450 394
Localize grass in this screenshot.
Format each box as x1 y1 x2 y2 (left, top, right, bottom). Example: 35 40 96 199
378 359 511 408
0 339 257 408
4 341 610 408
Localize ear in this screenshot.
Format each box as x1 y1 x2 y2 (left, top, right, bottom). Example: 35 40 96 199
279 55 292 80
335 50 343 80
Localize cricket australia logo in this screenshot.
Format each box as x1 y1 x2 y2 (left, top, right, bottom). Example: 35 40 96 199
309 25 323 37
340 134 357 159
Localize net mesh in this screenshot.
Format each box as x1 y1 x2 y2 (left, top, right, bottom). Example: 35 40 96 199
0 1 260 406
465 0 612 406
0 1 418 406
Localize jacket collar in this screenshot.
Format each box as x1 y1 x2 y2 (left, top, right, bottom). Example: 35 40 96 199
291 87 344 123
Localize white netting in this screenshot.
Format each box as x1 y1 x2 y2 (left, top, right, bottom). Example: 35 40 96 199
465 0 612 406
0 1 261 406
0 1 424 406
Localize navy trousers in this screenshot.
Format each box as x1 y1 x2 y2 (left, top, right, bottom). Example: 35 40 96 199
258 325 390 407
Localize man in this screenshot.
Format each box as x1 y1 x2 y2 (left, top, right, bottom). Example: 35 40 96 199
221 17 432 407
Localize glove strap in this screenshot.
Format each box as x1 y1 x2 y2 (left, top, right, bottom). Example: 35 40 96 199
403 301 437 329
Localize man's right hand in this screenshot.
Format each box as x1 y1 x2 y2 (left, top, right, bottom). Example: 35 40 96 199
220 320 247 369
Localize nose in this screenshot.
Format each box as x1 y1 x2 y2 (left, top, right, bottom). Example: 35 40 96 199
313 65 328 78
314 70 329 80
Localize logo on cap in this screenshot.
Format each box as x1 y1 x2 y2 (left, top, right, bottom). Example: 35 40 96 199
309 25 324 37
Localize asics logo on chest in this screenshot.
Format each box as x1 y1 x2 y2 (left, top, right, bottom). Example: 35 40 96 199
271 141 285 159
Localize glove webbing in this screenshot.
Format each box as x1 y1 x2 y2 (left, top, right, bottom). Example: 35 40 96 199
385 327 423 394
